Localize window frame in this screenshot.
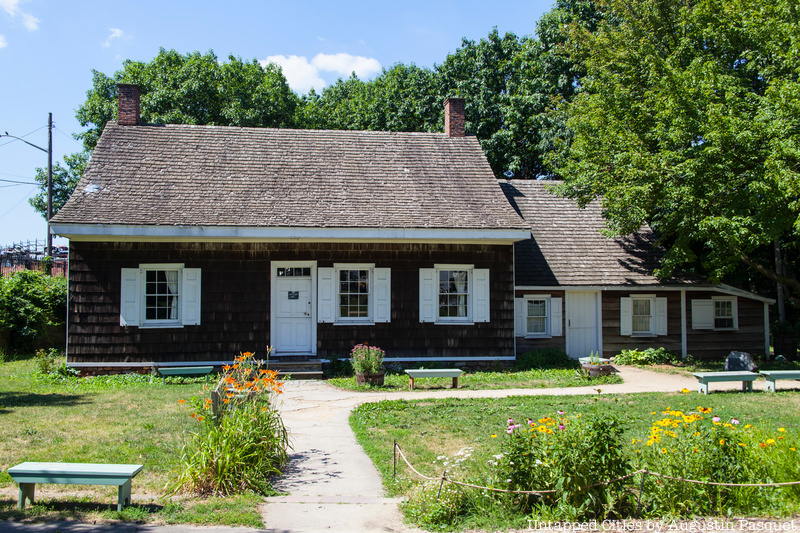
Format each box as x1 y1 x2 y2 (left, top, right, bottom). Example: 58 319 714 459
334 263 374 324
524 294 551 338
712 296 738 330
142 265 183 327
630 294 656 337
436 265 473 323
120 263 201 329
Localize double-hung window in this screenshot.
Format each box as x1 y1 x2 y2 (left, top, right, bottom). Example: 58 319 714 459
620 294 667 336
419 265 490 324
120 264 201 328
317 264 391 324
714 299 735 329
514 295 562 338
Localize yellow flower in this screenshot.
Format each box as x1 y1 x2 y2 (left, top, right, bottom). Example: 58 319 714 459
490 434 497 438
778 428 786 433
745 424 752 429
681 388 690 393
661 448 668 454
719 439 725 445
738 443 746 447
766 439 776 445
790 448 796 452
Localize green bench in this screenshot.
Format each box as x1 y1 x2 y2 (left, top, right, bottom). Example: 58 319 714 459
760 370 800 392
405 369 464 390
8 462 143 512
692 371 759 394
156 365 214 385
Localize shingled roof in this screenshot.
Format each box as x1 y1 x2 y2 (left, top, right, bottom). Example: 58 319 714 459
502 180 683 286
52 122 527 240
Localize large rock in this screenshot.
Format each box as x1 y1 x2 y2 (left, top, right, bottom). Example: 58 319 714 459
725 351 758 372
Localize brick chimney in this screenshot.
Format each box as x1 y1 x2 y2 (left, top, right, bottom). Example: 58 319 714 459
118 84 140 126
444 97 465 137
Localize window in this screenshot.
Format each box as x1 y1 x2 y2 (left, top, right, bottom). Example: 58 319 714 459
120 264 201 328
419 265 490 324
691 297 738 330
317 265 391 324
527 298 548 335
439 269 469 319
620 295 667 336
714 299 734 329
339 268 370 320
632 297 653 335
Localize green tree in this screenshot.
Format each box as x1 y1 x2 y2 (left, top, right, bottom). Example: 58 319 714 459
551 0 800 295
29 151 89 218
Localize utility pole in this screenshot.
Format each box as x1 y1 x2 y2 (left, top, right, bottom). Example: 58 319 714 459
47 113 53 258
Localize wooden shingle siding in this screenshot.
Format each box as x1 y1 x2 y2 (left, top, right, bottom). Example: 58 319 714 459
686 292 765 360
514 289 566 354
601 291 682 357
67 242 514 363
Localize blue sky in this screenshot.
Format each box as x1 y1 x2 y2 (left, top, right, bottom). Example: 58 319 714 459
0 0 554 247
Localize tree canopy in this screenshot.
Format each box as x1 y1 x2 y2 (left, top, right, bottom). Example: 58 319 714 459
551 0 800 295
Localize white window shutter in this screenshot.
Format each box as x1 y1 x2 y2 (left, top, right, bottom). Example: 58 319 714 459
318 267 335 323
620 297 632 336
120 268 140 327
182 268 202 326
514 298 525 336
551 297 563 336
419 268 436 323
373 268 391 323
473 269 490 322
655 297 667 336
692 299 714 329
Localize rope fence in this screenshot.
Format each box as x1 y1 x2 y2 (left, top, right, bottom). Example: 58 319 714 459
392 441 800 503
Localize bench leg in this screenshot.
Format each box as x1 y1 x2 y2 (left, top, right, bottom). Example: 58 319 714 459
698 380 708 394
409 377 415 390
452 377 458 389
117 479 132 512
18 483 34 509
743 381 753 392
765 379 776 392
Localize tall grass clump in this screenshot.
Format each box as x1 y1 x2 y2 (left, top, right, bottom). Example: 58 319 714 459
167 351 289 496
634 406 800 516
515 348 578 370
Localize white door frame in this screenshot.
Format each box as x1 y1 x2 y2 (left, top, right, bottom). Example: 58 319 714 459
270 261 317 356
565 290 603 358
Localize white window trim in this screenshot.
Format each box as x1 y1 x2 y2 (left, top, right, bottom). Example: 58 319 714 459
620 294 666 337
435 264 474 324
120 263 202 329
334 263 375 324
630 294 656 337
712 296 738 330
524 294 551 338
419 264 490 325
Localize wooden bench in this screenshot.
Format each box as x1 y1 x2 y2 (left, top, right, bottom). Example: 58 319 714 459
760 370 800 392
8 462 143 512
156 365 214 385
405 369 464 390
692 371 759 394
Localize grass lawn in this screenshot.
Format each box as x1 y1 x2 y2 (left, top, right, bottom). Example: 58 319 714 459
350 390 800 530
0 355 265 527
327 367 623 391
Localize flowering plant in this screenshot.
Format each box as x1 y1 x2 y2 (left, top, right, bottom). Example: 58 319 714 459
350 343 385 374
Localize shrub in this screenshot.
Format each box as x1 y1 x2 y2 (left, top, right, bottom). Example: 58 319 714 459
34 347 62 374
168 351 289 496
515 348 578 370
0 271 67 352
403 447 474 528
494 410 633 520
614 347 681 366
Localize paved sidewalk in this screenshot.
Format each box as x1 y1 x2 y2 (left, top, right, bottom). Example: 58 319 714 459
6 366 747 533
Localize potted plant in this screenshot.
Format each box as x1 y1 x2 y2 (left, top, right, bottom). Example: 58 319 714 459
351 343 386 386
580 351 613 377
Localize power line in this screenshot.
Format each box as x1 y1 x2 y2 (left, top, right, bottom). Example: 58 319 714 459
0 125 47 148
0 178 38 185
54 126 81 146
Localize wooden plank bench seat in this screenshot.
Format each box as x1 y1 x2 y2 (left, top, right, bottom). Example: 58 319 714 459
8 462 143 512
156 365 214 385
692 371 759 394
405 369 464 390
760 370 800 392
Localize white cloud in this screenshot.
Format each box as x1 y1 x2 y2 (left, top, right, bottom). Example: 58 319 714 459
311 53 381 78
102 28 124 48
0 34 6 48
0 0 39 31
263 55 326 94
263 52 382 95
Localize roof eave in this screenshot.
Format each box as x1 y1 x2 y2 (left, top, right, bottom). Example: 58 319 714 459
51 223 531 244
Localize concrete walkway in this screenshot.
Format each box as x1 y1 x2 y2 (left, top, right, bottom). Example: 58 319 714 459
7 366 762 533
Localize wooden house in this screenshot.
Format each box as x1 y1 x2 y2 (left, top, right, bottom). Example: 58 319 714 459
503 180 773 360
50 87 530 370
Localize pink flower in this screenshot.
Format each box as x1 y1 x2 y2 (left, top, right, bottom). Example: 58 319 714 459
507 418 514 425
558 424 566 430
557 410 565 415
731 418 740 425
713 416 721 423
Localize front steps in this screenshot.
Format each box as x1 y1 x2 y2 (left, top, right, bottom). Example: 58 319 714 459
268 358 324 380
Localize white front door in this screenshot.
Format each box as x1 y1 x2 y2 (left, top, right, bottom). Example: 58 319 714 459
566 291 601 358
271 263 316 355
